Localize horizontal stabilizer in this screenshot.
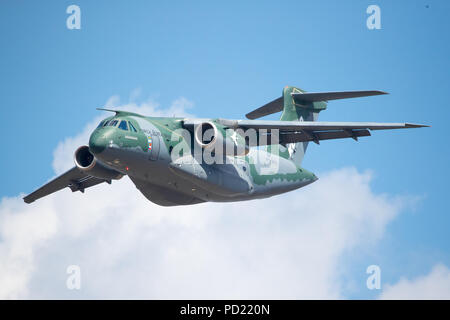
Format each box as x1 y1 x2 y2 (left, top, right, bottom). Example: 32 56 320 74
246 90 387 119
291 90 387 102
245 96 283 120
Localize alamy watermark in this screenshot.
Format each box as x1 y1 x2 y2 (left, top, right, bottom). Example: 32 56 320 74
166 124 284 173
366 5 381 30
66 265 81 290
366 265 381 290
66 5 81 30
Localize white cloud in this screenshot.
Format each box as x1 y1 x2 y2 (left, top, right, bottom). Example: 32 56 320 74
129 87 142 102
380 264 450 300
0 96 418 299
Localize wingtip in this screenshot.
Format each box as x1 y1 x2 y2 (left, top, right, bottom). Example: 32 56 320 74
23 197 33 204
405 123 430 128
245 113 256 120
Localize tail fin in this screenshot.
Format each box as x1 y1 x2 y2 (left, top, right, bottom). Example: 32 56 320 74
245 88 386 120
279 86 327 122
280 86 327 165
251 86 387 165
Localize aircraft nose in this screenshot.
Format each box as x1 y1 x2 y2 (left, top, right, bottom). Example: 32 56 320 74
89 131 108 155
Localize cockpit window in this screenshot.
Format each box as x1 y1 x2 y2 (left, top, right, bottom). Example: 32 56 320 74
118 120 128 131
128 122 138 132
97 121 104 128
105 120 118 127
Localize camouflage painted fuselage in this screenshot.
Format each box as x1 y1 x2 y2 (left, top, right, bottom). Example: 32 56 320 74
24 86 425 206
89 112 317 206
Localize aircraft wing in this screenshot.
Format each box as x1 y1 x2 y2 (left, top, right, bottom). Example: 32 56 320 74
23 167 111 204
217 119 428 145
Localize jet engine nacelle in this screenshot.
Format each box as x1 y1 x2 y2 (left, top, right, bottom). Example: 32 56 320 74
193 121 248 156
74 145 123 180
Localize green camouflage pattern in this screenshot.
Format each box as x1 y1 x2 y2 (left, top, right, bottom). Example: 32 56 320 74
88 87 318 206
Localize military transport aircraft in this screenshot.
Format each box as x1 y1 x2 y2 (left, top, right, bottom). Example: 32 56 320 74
24 86 427 206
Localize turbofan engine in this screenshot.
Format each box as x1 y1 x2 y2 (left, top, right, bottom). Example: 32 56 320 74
74 146 123 180
193 121 248 156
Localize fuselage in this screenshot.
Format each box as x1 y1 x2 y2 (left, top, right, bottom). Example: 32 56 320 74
88 112 317 206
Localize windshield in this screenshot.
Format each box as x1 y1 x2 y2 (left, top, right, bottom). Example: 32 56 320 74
104 120 119 127
118 120 128 131
128 121 138 132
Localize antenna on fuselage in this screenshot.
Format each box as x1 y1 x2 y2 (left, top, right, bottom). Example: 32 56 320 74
96 108 120 115
96 108 144 117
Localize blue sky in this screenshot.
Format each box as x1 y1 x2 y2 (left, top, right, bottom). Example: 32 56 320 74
0 0 449 299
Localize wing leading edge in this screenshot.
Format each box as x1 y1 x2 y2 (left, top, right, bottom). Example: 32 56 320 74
216 119 428 146
23 167 111 204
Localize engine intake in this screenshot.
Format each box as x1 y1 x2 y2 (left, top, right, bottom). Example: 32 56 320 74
194 121 218 148
193 122 248 156
74 146 123 180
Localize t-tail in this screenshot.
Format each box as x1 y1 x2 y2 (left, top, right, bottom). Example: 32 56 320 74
246 86 387 166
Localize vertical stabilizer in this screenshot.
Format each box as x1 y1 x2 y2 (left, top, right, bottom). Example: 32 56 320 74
279 86 327 166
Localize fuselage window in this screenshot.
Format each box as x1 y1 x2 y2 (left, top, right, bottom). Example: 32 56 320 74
128 122 138 132
118 120 129 131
